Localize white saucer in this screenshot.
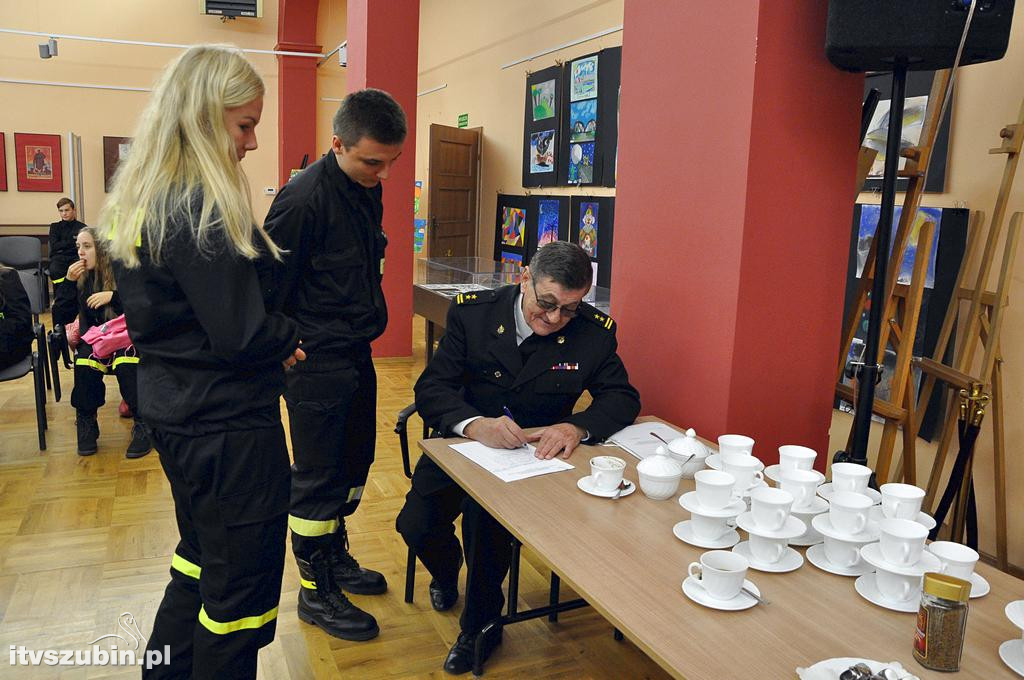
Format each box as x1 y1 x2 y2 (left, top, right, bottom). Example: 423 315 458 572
576 476 636 498
705 453 723 470
789 529 824 547
806 543 874 577
735 512 806 540
969 571 990 598
811 513 881 543
859 542 942 576
764 464 825 485
672 521 740 549
867 505 937 531
999 639 1024 677
678 491 746 518
854 573 920 613
682 576 760 611
790 496 829 516
732 541 803 573
1006 600 1024 629
818 482 881 504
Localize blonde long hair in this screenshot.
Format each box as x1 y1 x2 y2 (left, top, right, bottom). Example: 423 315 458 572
103 44 280 266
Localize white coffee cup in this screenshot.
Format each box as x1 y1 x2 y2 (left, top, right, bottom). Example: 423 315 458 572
823 533 863 567
750 487 793 532
928 541 979 580
694 469 736 510
779 468 822 510
718 434 755 457
723 456 764 494
748 532 788 564
875 564 921 603
589 456 626 492
688 550 748 600
778 445 817 472
879 518 928 567
690 512 733 541
831 462 872 494
880 483 925 520
829 491 872 536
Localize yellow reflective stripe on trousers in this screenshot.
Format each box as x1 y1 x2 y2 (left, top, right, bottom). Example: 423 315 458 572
76 357 109 373
198 605 278 635
300 578 316 590
52 277 66 285
347 486 364 503
287 515 339 537
171 553 201 580
112 355 140 368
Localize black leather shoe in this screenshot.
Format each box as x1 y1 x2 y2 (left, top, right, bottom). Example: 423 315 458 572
76 413 99 456
125 422 152 459
443 628 502 675
330 531 387 595
296 550 380 641
429 554 462 612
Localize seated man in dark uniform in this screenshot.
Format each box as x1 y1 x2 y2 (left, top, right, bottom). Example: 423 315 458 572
396 241 641 675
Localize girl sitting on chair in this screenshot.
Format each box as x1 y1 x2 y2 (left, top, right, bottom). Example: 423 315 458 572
0 263 34 371
54 227 150 457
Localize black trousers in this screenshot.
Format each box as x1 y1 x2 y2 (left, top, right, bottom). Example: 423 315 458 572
285 357 377 558
144 424 290 680
396 455 514 634
71 343 139 416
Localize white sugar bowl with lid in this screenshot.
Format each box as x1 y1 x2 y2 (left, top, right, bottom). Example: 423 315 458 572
637 447 684 500
667 428 710 479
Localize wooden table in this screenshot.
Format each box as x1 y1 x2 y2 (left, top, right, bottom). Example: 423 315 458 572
418 429 1024 679
412 284 453 362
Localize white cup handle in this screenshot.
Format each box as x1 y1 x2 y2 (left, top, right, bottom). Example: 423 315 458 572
774 509 786 528
900 543 910 565
795 488 808 507
688 562 702 581
852 514 866 535
752 471 764 485
898 581 911 601
770 542 785 563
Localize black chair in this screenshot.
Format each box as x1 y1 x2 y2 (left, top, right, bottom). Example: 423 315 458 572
46 323 71 402
0 237 53 393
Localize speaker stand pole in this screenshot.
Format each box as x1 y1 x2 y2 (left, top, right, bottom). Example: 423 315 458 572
837 60 908 473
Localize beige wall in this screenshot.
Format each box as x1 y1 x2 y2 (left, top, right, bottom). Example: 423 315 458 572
0 0 285 227
316 0 347 154
415 0 623 259
844 0 1024 568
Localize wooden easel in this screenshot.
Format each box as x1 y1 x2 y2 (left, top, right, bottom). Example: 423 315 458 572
835 70 952 483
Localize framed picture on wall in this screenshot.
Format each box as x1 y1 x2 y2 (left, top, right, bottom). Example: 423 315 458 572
103 136 133 192
14 132 63 192
0 133 7 192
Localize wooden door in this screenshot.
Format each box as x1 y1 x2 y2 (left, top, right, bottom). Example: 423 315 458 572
428 124 480 257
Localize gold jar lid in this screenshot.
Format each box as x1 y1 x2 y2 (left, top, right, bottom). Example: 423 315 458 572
923 572 972 602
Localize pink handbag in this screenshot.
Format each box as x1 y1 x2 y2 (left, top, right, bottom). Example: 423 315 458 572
81 314 132 359
66 317 81 350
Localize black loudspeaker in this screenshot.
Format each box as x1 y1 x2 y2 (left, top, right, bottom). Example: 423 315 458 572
826 1 1016 72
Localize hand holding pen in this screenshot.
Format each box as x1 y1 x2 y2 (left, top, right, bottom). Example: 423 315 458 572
463 406 529 450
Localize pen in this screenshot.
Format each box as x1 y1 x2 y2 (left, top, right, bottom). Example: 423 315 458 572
502 405 516 421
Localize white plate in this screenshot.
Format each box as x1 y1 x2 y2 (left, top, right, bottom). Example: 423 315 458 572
678 491 745 518
790 496 829 516
969 571 990 598
797 658 913 680
682 576 759 611
789 529 824 547
860 542 942 576
854 573 920 613
672 521 740 549
817 482 882 505
764 464 825 485
999 639 1024 677
735 511 806 540
1006 600 1024 629
867 504 937 531
705 453 723 470
576 476 636 498
732 541 803 573
811 513 881 543
806 543 874 577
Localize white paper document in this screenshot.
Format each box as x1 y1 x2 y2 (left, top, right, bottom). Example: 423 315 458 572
449 441 574 482
605 422 685 460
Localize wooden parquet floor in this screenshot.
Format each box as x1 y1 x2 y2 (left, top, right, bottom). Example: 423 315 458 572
0 315 670 679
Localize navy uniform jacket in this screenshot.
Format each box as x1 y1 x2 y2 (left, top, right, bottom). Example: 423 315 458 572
414 284 641 446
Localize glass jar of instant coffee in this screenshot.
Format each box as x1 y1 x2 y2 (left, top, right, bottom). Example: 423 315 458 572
913 572 972 671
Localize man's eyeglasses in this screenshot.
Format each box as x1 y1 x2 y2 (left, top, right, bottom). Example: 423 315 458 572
531 277 581 318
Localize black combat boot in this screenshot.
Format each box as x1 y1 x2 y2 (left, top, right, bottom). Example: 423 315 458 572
329 520 387 595
76 412 99 456
125 421 152 459
296 549 380 641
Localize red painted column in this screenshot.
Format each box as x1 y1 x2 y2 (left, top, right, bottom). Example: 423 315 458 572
347 0 419 358
276 0 320 187
612 2 863 467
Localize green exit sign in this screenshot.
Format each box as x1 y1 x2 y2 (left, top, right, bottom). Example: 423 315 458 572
457 113 469 128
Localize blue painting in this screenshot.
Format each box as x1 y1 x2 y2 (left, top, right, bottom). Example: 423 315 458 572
570 55 598 102
537 199 560 247
529 130 555 174
569 99 597 142
856 205 941 289
568 142 595 184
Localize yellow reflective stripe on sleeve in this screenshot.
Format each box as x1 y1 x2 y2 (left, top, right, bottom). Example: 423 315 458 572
287 515 339 537
75 357 110 373
346 486 364 503
198 605 278 635
112 355 140 369
52 277 66 285
171 553 201 580
300 578 316 590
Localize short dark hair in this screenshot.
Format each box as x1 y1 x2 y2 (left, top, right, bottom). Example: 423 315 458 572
333 88 408 147
529 241 593 291
56 197 75 209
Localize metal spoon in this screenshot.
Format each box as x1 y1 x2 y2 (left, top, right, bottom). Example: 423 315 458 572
611 479 631 500
650 431 671 446
741 586 770 606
